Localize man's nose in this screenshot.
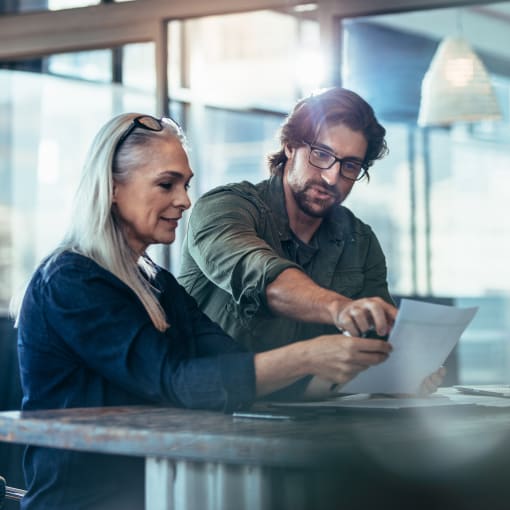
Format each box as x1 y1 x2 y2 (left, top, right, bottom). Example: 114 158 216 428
320 163 341 186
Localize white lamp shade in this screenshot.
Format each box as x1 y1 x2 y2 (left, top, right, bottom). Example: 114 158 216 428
418 36 502 126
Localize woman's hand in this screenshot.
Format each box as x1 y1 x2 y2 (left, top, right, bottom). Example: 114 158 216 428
301 334 393 385
417 366 447 396
254 333 392 397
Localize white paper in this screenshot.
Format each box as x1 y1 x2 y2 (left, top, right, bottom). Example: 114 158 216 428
339 299 478 394
272 388 500 410
273 392 464 409
440 386 510 408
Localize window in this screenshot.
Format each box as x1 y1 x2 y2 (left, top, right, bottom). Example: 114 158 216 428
341 5 510 383
14 0 100 13
170 10 321 111
47 50 112 82
166 8 320 269
0 46 156 312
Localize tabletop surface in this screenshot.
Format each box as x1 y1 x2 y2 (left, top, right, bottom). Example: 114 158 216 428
2 390 510 470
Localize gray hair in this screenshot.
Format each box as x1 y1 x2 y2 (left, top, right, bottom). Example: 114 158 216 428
22 113 186 331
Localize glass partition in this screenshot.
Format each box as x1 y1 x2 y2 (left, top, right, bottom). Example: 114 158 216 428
166 8 319 269
47 50 112 82
340 4 510 384
170 9 320 112
0 49 156 313
8 0 100 13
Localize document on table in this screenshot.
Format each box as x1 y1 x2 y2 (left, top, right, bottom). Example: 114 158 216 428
338 299 478 395
273 392 470 410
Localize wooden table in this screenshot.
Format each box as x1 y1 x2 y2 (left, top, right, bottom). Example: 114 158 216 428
1 399 510 510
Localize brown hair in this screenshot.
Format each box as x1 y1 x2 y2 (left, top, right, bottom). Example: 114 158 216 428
268 87 388 178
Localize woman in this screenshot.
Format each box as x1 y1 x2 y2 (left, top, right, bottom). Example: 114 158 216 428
15 114 437 509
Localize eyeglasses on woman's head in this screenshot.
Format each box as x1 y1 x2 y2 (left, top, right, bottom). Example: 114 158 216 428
114 115 181 157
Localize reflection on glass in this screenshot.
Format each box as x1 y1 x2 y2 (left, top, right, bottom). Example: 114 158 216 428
194 108 282 195
341 7 510 384
48 0 98 9
17 0 99 12
122 43 156 94
0 66 155 312
47 50 112 82
177 10 320 111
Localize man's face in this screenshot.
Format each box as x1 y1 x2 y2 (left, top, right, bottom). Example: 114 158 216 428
283 123 368 218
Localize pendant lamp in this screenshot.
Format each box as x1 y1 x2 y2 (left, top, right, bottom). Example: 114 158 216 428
417 36 502 126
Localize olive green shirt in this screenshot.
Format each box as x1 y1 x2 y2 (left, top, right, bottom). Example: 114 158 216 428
179 175 392 352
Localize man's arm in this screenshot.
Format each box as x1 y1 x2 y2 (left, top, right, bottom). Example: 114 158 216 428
266 267 397 337
184 187 396 336
183 188 301 312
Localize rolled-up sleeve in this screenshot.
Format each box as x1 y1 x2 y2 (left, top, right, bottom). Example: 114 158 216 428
186 189 300 317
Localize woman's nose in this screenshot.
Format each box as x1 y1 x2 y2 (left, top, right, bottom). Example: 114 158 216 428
181 192 191 211
175 186 191 210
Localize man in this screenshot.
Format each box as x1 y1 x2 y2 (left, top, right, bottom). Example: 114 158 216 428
179 87 397 352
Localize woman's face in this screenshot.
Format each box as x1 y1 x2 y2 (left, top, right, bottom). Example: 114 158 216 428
112 136 192 255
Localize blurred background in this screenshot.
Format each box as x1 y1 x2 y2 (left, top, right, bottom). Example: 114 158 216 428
1 0 510 494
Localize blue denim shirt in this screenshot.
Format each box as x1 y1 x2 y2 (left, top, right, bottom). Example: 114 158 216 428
17 251 258 509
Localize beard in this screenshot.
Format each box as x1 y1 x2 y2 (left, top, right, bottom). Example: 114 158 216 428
290 180 342 218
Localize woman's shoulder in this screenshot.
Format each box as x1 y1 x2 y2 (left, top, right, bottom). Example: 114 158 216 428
20 252 110 318
37 251 129 295
29 251 140 310
39 251 102 282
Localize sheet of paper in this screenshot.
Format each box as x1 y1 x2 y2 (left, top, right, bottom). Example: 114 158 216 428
339 299 478 394
439 387 510 408
273 387 508 410
273 393 467 410
453 384 510 398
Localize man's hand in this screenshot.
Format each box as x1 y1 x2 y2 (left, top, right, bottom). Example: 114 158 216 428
333 297 397 338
